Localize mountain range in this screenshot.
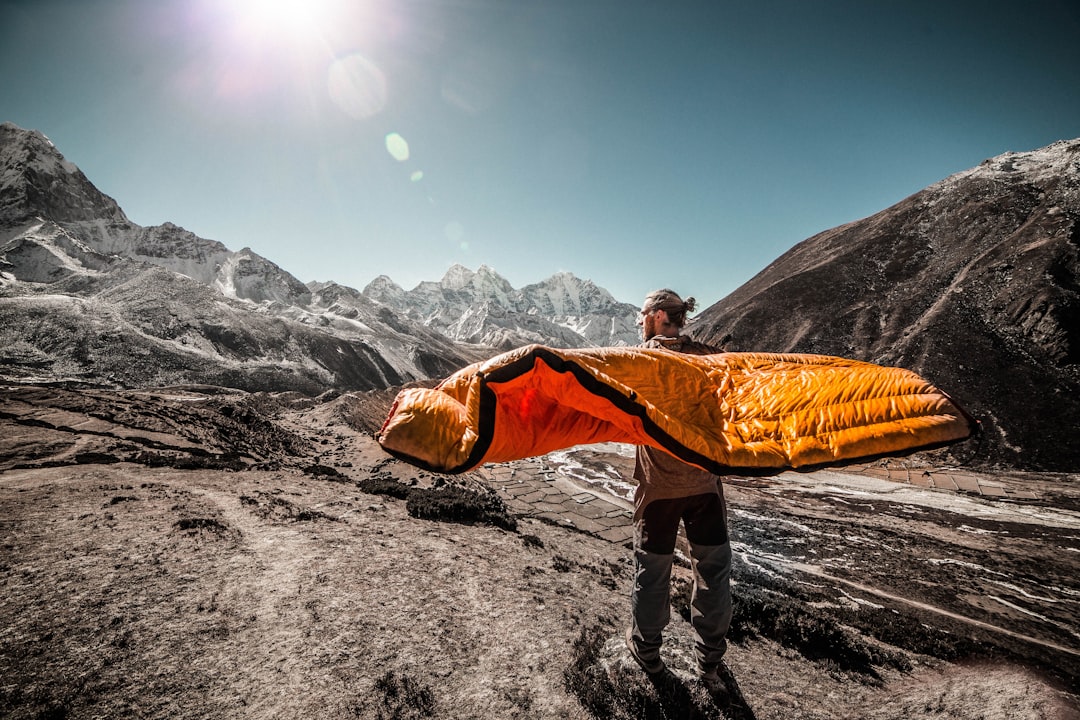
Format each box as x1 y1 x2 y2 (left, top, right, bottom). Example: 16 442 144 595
0 122 637 393
2 120 1078 471
361 265 639 349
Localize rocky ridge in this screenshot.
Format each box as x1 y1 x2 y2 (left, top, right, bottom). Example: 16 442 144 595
690 139 1080 471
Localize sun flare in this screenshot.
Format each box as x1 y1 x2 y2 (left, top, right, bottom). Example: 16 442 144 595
186 0 389 118
222 0 339 45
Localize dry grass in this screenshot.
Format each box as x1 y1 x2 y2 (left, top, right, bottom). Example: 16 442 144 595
1 388 1078 719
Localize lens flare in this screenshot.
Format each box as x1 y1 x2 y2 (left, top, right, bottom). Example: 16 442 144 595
385 132 410 162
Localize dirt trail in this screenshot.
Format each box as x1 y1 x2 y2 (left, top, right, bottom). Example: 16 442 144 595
2 389 1079 719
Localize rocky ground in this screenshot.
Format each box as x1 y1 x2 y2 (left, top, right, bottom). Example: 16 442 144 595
1 384 1078 719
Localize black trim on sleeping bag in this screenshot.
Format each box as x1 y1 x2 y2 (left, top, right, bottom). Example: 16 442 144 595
378 345 981 476
449 345 728 476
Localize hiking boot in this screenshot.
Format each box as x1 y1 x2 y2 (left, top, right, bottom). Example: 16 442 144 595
624 627 664 675
699 663 730 702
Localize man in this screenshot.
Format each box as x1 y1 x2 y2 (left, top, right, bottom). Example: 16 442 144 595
625 288 732 690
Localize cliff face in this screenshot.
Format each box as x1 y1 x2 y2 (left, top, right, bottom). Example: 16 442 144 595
0 122 128 227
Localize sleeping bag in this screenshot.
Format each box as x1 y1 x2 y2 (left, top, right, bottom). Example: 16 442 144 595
376 344 976 475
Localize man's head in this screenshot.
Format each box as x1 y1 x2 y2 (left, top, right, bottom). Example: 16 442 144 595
638 289 697 340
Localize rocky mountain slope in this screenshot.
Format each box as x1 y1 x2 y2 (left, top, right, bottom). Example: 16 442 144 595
690 139 1080 471
0 215 480 391
3 125 1079 719
6 121 1080 472
0 122 632 392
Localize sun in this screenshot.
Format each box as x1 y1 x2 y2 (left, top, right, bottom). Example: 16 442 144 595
186 0 389 116
222 0 339 46
247 0 318 33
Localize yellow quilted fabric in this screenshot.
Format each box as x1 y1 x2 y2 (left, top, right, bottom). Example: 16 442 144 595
376 344 976 474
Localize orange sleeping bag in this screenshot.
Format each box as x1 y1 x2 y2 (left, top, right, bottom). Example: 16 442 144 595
376 344 976 474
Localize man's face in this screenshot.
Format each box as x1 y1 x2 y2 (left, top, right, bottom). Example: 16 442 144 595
638 306 659 340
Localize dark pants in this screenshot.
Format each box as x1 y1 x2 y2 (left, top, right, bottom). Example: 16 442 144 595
630 492 732 669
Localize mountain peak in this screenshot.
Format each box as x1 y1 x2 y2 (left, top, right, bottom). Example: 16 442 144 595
362 275 407 306
365 274 403 292
440 263 476 289
1 122 127 226
0 126 310 307
365 264 639 347
937 139 1080 192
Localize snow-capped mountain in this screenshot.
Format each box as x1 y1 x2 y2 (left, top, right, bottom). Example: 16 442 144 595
5 121 1080 471
0 215 472 391
362 265 640 349
0 122 635 392
0 124 312 308
0 125 126 227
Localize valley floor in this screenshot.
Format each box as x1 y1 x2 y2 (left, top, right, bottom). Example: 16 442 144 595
1 385 1078 719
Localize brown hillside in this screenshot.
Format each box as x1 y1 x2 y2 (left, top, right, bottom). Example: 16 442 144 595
692 140 1080 471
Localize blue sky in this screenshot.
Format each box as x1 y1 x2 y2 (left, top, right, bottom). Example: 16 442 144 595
3 0 1079 308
